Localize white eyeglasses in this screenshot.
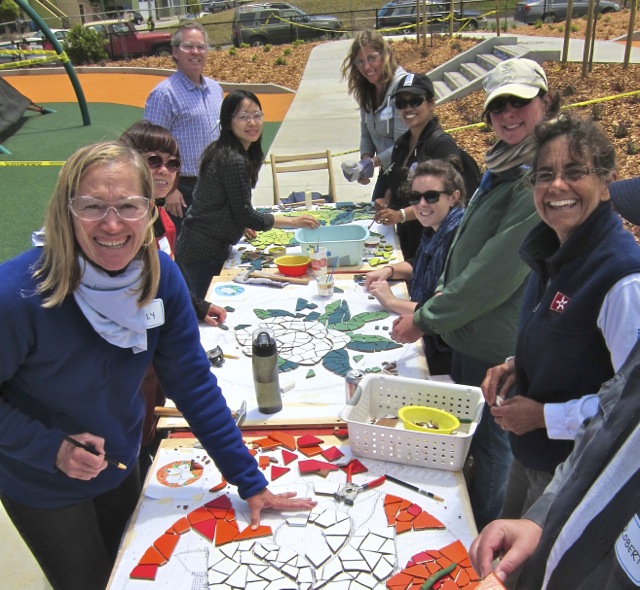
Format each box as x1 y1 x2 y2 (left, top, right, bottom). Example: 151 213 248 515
178 42 208 53
354 53 380 68
233 111 264 122
69 196 150 221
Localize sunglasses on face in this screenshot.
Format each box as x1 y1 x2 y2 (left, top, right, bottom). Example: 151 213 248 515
486 95 534 115
146 154 181 172
395 95 429 110
408 189 448 205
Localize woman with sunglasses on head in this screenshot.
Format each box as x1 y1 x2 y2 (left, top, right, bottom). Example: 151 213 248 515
478 114 640 542
391 58 560 529
374 73 477 259
340 30 407 201
365 159 465 375
0 141 316 590
175 90 319 299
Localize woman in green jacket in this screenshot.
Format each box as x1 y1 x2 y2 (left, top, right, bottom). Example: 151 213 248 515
391 58 560 530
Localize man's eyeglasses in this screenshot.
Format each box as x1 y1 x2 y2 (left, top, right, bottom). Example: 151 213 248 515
233 111 264 122
395 95 429 110
69 196 150 221
486 95 534 115
529 165 607 187
178 42 208 53
354 52 380 68
146 154 181 172
408 190 448 205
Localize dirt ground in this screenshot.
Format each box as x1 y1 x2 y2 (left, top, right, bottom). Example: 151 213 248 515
109 11 640 233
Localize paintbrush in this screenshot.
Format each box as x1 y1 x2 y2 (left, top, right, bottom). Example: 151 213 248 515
63 435 127 470
385 474 444 502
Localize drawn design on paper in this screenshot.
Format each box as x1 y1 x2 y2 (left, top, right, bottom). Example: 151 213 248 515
156 461 203 488
213 284 245 297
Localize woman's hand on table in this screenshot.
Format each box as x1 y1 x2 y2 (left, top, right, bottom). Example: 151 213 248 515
246 488 317 529
244 228 257 240
56 433 109 480
391 314 423 344
470 518 542 582
374 207 402 227
364 267 393 290
203 303 227 327
491 396 545 435
368 279 396 307
481 360 516 406
373 198 388 211
163 189 186 217
292 215 320 229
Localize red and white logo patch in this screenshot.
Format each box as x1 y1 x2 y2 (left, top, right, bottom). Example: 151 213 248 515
550 291 571 312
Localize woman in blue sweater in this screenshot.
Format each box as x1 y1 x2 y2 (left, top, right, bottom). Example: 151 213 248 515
0 142 315 590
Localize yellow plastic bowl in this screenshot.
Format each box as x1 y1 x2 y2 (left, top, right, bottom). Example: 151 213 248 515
398 406 460 434
274 255 310 277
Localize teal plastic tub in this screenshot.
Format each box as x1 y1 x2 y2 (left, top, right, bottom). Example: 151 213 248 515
295 225 370 267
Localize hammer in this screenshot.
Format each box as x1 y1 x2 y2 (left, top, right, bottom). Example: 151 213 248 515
235 268 310 285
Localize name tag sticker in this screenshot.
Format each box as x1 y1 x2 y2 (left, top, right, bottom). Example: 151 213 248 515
615 513 640 585
144 299 165 328
380 106 393 121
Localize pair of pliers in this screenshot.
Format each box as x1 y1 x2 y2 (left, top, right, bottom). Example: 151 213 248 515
334 462 386 505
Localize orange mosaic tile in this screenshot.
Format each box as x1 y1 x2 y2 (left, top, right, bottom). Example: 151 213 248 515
192 518 217 542
171 516 191 535
268 431 297 450
130 564 158 581
259 455 271 470
476 572 506 589
235 524 272 541
282 449 298 465
139 546 167 566
271 465 290 480
153 533 180 561
187 506 214 526
298 444 323 457
413 510 445 530
296 434 323 447
215 516 239 546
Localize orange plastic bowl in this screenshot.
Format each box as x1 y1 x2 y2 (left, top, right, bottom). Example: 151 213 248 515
274 255 310 277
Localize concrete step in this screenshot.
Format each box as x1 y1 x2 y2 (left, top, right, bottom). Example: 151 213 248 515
493 43 530 60
443 70 471 91
433 79 452 101
459 61 489 81
476 52 504 70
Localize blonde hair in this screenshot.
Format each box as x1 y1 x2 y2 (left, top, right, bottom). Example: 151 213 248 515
34 142 160 308
340 30 398 113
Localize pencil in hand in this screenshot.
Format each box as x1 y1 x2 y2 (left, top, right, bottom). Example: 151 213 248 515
63 436 127 470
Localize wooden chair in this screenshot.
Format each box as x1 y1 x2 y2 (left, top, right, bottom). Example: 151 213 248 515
269 149 337 205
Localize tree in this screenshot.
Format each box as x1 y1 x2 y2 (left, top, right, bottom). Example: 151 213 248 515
63 25 108 65
0 0 20 23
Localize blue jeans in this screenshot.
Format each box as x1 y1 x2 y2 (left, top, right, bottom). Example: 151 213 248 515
169 176 197 236
178 256 226 300
451 350 513 531
1 465 140 590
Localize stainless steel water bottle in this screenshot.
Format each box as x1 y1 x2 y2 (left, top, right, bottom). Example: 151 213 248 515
252 328 282 414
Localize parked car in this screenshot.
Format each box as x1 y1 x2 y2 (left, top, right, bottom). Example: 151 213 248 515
122 10 145 25
202 0 234 13
25 28 70 48
232 2 342 47
514 0 620 23
377 0 486 33
83 20 172 58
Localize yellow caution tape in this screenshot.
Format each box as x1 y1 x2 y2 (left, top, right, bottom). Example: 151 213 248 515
0 161 65 167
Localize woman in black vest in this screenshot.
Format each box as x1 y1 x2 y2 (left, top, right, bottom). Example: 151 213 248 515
483 113 640 525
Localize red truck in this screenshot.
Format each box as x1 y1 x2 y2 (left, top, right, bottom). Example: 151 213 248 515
83 20 173 59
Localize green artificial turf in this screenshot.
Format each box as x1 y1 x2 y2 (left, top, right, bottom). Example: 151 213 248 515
0 103 280 262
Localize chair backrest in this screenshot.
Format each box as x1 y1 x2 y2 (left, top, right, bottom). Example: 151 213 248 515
269 149 337 205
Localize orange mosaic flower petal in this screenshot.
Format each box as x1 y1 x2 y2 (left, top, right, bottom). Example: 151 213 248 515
205 495 232 509
268 431 297 450
215 516 239 546
440 540 469 565
187 506 214 526
171 516 191 535
192 517 217 542
139 546 167 566
235 524 272 541
252 437 281 451
476 572 507 589
386 571 414 588
384 502 401 525
153 533 180 561
396 509 415 522
395 519 414 534
384 493 404 505
413 510 445 530
298 444 323 457
403 564 430 579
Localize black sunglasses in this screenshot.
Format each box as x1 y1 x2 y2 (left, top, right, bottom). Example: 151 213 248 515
146 154 181 172
395 95 429 110
486 95 534 115
408 190 448 205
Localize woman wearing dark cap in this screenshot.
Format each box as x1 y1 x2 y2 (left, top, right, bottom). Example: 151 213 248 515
374 72 474 259
391 58 560 529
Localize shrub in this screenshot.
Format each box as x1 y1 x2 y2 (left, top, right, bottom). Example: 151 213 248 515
240 42 250 48
274 56 287 65
63 25 108 65
228 47 237 56
626 139 640 155
283 48 291 56
591 103 604 121
251 53 258 62
613 121 629 138
562 85 575 97
263 44 272 52
292 39 304 46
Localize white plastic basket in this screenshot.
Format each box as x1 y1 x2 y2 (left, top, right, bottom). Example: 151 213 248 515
340 374 484 471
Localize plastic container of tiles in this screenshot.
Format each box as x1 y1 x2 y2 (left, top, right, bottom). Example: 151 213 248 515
340 374 484 472
295 225 369 267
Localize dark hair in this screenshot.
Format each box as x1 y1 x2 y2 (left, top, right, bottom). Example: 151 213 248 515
411 158 467 205
533 112 616 173
340 30 398 113
482 90 561 127
199 90 264 186
120 120 180 195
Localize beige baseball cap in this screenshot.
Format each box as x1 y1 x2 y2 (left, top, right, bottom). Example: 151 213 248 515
483 58 548 110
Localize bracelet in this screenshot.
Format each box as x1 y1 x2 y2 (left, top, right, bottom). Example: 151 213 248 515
399 208 406 223
505 356 515 364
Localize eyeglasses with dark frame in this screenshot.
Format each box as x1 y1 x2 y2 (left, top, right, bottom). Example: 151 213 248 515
146 154 181 172
69 196 151 221
529 165 608 187
395 95 429 110
486 95 534 115
408 189 448 205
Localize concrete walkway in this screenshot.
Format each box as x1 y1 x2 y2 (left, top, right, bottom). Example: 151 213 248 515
253 32 640 207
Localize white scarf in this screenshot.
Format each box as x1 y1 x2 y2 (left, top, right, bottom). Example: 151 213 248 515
73 257 148 353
